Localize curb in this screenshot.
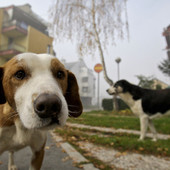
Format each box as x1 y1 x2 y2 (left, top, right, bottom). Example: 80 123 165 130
61 142 88 163
50 131 99 170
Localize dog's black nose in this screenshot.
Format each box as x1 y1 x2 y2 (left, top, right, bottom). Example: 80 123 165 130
34 93 62 119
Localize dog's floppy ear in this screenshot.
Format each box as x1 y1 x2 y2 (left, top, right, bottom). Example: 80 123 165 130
0 67 6 104
65 71 83 117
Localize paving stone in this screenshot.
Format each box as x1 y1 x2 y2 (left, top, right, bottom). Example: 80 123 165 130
83 163 99 170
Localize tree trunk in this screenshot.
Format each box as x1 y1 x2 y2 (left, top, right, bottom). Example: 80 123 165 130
113 95 119 111
91 0 113 86
91 0 119 111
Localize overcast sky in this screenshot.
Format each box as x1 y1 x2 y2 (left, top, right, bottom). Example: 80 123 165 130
0 0 170 99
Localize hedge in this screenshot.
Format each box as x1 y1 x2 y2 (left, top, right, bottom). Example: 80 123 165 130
102 98 129 111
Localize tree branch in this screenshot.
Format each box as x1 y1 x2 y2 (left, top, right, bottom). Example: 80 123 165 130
91 0 113 86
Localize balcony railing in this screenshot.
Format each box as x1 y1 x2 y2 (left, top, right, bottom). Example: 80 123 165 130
2 20 28 35
0 43 25 53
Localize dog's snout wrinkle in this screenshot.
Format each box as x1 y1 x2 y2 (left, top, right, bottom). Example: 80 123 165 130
34 93 62 119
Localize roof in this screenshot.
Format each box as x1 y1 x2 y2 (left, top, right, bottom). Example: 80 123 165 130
1 4 49 35
17 4 48 26
63 59 87 69
63 59 94 76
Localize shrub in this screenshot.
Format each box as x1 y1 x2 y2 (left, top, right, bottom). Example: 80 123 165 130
102 98 129 111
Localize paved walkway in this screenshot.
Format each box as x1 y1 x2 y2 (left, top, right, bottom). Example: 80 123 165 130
0 133 82 170
66 123 170 140
51 131 99 170
77 141 170 170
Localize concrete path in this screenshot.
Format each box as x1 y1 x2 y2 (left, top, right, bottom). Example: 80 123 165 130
0 133 82 170
77 141 170 170
67 123 170 140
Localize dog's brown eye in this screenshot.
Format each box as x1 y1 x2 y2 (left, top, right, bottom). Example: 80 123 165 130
15 70 26 80
57 71 65 79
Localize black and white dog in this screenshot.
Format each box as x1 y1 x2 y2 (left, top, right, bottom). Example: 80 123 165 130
107 79 170 141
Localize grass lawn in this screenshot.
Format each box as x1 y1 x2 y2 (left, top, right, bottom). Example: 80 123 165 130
55 126 170 169
55 110 170 169
68 110 170 134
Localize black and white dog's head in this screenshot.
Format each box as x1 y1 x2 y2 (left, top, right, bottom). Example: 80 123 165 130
107 79 145 101
107 80 131 95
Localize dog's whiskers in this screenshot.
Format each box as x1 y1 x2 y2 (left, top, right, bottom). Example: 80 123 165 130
68 109 82 116
68 104 80 108
1 112 18 127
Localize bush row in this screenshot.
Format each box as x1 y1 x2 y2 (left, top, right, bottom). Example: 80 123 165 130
102 98 130 111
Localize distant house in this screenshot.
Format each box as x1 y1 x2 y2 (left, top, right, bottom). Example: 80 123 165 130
152 78 169 89
63 58 95 107
162 25 170 60
0 4 54 64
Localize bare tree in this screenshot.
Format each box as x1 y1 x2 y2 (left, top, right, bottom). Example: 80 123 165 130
49 0 129 86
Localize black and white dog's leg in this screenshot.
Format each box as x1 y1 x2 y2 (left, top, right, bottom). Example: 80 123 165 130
8 151 17 170
148 119 157 141
139 115 149 140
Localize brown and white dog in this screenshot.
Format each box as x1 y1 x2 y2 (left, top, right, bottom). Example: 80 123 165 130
0 53 83 170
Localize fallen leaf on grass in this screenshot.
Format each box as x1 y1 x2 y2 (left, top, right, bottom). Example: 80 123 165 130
114 151 127 158
62 149 66 153
45 146 50 150
139 147 144 151
70 136 77 141
84 152 93 157
138 156 144 161
122 152 127 156
110 142 114 146
80 137 86 141
62 156 70 162
115 152 122 158
77 164 84 168
77 142 85 148
165 148 169 151
157 148 162 151
97 164 105 169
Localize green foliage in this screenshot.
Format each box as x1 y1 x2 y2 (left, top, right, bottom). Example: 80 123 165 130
102 98 113 111
55 110 170 163
102 98 129 111
156 84 162 90
56 126 170 157
158 58 170 77
69 111 170 134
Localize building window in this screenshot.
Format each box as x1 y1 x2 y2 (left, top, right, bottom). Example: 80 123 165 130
47 45 51 54
8 38 14 49
82 77 88 82
82 87 88 93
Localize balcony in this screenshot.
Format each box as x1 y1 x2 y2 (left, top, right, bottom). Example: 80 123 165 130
0 43 25 56
2 20 28 38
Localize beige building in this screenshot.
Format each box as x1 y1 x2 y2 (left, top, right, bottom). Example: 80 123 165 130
0 4 53 65
152 78 169 89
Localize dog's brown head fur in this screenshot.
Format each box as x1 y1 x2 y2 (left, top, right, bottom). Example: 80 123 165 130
0 53 83 128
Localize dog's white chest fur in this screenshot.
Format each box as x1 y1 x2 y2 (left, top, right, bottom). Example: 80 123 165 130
0 119 46 154
119 93 143 116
